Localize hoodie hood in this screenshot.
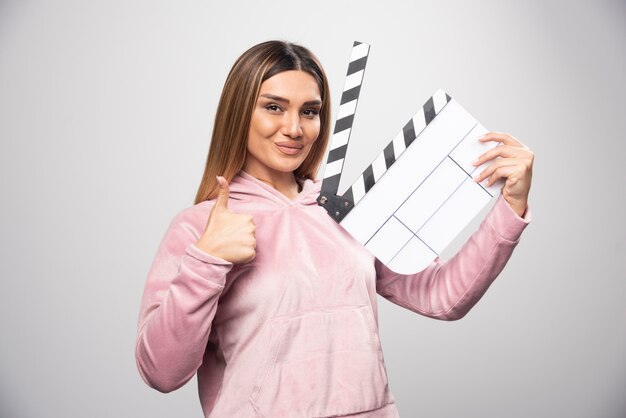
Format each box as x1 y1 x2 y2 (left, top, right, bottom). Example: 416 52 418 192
228 170 321 212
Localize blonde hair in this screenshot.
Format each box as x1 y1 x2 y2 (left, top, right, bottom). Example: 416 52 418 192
194 41 331 204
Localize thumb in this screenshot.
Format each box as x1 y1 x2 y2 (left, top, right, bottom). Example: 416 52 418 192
214 176 230 211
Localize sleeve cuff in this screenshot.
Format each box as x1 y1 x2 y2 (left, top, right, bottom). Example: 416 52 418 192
485 193 532 242
186 243 233 267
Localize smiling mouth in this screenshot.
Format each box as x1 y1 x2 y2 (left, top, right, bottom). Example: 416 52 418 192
275 142 304 156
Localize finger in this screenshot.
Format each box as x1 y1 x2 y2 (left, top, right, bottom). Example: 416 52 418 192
474 157 523 181
473 145 532 167
214 176 230 211
249 218 256 236
473 158 521 183
478 131 524 148
486 165 519 187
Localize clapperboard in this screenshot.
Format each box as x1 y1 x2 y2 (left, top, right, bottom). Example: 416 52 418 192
317 41 505 274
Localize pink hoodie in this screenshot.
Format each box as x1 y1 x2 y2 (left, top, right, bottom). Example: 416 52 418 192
135 170 531 417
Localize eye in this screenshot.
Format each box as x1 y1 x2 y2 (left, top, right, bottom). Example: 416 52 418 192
265 104 283 113
302 108 320 118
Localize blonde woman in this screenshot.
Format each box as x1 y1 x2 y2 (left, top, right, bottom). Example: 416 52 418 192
135 40 533 417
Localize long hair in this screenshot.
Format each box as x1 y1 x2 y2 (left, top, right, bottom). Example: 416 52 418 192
194 40 331 204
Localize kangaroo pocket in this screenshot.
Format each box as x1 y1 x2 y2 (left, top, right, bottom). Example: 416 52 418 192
249 304 390 418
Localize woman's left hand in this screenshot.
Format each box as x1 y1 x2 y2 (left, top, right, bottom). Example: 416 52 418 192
472 132 534 218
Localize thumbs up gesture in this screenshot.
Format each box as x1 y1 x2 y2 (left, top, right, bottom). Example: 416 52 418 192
195 176 257 264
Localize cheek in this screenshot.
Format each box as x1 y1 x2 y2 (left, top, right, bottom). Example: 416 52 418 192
250 112 277 138
304 120 321 143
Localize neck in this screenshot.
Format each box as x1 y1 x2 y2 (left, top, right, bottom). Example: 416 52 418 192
242 168 300 200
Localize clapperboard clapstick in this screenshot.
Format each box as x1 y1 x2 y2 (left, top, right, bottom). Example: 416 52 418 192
317 41 505 274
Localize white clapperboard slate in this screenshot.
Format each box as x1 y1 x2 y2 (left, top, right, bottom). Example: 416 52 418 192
317 41 505 274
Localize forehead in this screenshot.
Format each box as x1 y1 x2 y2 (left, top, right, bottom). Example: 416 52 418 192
259 70 321 101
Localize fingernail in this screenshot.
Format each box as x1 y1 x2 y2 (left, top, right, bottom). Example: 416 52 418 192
471 159 479 166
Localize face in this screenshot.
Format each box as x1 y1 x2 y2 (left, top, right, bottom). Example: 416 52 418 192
243 70 322 180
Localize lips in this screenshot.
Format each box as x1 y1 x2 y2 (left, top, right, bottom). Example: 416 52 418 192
275 141 304 156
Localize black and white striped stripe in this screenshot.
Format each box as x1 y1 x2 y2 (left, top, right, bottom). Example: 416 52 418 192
321 41 370 197
344 89 451 205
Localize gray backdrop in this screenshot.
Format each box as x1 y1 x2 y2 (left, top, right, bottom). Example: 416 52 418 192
1 0 625 417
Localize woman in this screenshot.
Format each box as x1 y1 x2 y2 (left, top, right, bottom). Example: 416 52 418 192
135 40 533 417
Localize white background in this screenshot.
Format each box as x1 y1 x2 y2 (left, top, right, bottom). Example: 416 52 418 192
1 1 625 417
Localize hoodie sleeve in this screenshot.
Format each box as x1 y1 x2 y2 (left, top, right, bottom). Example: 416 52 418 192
135 206 233 392
375 193 531 321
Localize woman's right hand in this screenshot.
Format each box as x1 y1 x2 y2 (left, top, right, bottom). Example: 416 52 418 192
195 176 256 264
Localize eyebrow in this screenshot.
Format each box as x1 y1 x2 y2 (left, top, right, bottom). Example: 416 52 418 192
259 94 322 106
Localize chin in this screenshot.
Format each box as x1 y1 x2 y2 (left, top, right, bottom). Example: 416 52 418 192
272 158 305 173
275 164 301 174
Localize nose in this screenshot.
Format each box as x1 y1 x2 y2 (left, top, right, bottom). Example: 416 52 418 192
282 112 303 139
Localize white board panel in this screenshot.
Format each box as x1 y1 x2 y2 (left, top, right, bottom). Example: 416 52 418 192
395 157 467 233
417 177 491 254
340 99 476 245
365 216 413 264
388 236 437 275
